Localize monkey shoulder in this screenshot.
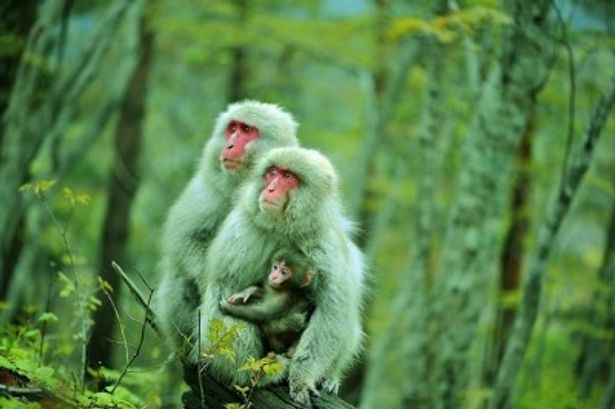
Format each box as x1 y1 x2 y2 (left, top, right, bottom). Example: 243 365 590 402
164 175 228 244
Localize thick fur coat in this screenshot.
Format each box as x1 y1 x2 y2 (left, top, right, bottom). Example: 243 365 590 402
198 147 366 402
154 101 299 352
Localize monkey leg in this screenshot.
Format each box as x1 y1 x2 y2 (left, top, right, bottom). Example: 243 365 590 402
320 321 363 394
154 274 199 354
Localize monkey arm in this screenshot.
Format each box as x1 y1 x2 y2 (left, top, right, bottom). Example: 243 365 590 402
226 286 263 304
219 292 289 323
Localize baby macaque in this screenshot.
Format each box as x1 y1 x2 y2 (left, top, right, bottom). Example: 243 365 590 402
219 249 315 356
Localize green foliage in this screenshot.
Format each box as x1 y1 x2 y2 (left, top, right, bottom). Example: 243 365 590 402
389 7 511 43
0 324 146 408
229 355 284 408
202 318 247 363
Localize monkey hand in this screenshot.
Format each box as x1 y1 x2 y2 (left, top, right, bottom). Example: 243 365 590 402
226 294 244 304
289 377 319 408
321 378 341 394
226 286 260 304
219 299 233 313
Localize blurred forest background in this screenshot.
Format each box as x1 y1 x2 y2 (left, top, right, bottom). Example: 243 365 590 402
1 0 614 408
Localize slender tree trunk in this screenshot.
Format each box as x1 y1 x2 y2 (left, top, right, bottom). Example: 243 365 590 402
600 360 615 409
353 0 389 248
0 0 129 301
575 201 615 397
87 7 154 371
429 1 552 407
0 0 36 140
489 110 534 377
0 1 60 296
228 0 248 103
489 77 615 409
360 10 447 409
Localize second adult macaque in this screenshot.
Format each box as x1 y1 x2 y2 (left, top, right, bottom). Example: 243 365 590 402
219 249 314 356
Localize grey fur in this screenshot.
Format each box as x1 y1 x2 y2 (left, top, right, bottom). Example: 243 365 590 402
197 147 366 404
154 101 299 353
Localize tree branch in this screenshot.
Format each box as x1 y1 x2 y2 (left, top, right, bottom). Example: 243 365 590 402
489 76 615 409
181 365 356 409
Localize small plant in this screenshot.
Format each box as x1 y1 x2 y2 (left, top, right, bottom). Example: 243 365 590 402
225 354 284 409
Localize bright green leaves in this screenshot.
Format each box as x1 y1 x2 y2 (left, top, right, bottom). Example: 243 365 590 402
389 7 511 43
204 318 246 363
19 179 57 197
239 355 284 377
62 187 92 206
20 179 91 207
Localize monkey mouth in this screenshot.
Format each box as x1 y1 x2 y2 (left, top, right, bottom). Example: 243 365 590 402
261 199 284 212
222 158 243 170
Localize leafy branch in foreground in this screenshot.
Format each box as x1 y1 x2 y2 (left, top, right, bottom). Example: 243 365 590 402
19 180 93 388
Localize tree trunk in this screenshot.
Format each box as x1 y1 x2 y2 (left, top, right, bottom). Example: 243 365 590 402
0 2 37 291
0 0 129 302
489 110 534 378
360 9 447 408
575 201 615 397
489 77 615 409
429 1 552 407
350 0 390 248
86 6 154 371
0 1 61 297
0 0 36 140
227 0 249 103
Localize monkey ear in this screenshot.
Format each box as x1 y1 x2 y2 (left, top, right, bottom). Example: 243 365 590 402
301 272 314 287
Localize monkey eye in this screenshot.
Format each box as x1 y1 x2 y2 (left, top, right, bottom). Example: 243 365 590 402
282 171 292 179
242 124 251 133
228 122 237 132
273 263 278 270
281 269 290 276
267 167 278 177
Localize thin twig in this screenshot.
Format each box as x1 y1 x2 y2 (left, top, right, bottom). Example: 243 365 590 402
98 277 130 365
111 261 164 339
110 273 155 394
41 197 87 388
38 268 55 365
552 0 577 188
197 309 206 409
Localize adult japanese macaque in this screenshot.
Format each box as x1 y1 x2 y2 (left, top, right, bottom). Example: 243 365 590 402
154 101 299 354
199 147 365 405
219 249 315 357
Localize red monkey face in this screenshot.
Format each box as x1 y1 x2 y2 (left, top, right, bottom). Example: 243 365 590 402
222 120 259 170
269 260 293 288
260 165 300 213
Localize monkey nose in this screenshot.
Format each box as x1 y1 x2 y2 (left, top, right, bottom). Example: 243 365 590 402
226 143 235 150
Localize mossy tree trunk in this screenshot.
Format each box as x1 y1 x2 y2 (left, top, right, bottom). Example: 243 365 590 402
576 201 615 397
490 77 615 409
360 3 449 408
429 1 553 407
87 2 154 371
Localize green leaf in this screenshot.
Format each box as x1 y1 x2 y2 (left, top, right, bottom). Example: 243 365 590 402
37 312 59 324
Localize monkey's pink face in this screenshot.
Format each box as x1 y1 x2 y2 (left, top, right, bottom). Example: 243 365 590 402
222 120 259 170
269 260 293 288
260 165 300 213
